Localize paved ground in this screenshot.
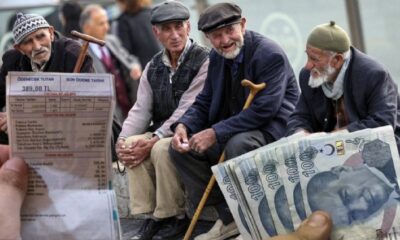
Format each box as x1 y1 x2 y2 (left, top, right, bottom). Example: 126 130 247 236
120 217 215 240
114 164 227 240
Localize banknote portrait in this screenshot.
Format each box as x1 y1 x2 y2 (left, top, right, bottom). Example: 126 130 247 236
306 165 396 226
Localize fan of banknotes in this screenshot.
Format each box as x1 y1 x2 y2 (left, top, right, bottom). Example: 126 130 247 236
212 125 400 240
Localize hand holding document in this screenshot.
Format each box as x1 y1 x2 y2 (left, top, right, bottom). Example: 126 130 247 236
6 72 121 239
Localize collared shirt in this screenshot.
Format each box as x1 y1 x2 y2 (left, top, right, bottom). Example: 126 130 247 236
161 39 192 84
31 60 48 72
89 43 111 60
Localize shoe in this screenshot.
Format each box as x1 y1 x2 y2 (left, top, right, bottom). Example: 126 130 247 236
152 216 189 240
194 219 239 240
130 219 163 240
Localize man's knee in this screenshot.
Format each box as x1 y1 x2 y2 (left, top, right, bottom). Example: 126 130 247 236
125 133 151 145
168 143 181 164
151 138 173 167
224 131 266 159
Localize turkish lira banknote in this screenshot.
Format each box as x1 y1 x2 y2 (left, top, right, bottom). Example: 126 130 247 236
212 163 253 240
235 156 277 238
212 126 400 240
297 126 400 239
254 146 292 235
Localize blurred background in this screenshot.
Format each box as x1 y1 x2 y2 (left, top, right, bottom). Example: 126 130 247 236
0 0 398 84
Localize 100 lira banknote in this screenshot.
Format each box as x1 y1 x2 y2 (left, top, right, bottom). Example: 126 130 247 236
297 126 400 239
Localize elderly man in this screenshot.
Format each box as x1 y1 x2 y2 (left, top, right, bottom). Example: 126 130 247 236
0 12 93 144
286 21 400 145
115 1 209 239
169 2 299 239
80 4 142 123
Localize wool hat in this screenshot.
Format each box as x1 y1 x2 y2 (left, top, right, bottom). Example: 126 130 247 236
12 12 50 44
150 0 190 25
198 2 242 33
307 21 350 53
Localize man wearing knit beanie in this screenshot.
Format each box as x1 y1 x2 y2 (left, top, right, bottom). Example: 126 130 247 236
287 21 400 150
0 12 93 143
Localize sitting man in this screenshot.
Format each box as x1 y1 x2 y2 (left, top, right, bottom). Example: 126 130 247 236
0 12 93 144
169 2 299 239
286 21 400 143
115 1 209 239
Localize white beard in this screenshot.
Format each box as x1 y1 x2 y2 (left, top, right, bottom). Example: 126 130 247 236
308 65 336 88
216 38 244 59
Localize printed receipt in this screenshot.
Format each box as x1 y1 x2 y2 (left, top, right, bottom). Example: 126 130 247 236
6 72 121 240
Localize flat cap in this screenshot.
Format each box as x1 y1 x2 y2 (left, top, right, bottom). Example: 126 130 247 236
150 0 190 25
307 21 351 53
198 2 242 33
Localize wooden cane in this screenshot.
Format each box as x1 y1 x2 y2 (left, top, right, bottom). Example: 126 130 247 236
70 30 106 73
183 79 266 240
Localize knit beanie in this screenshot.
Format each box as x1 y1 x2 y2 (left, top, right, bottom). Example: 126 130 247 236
12 12 50 44
307 21 350 53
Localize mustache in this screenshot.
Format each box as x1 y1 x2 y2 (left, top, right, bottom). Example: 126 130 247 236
31 48 49 58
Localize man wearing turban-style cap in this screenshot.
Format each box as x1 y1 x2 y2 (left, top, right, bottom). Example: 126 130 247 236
287 21 400 153
0 12 93 144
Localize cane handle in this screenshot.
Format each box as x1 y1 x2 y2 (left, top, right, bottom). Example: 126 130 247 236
241 79 266 109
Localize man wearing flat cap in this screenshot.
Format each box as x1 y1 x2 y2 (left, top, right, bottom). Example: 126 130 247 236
287 21 400 147
169 2 299 239
115 1 209 239
0 12 93 144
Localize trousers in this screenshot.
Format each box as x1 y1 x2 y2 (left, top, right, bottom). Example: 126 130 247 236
126 133 185 219
169 130 270 224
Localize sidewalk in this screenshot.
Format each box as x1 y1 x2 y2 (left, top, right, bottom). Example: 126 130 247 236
113 163 216 239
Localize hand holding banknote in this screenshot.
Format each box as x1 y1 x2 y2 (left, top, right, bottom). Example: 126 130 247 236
271 211 332 240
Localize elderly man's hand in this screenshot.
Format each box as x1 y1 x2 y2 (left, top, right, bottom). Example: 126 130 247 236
270 211 332 240
189 128 216 153
116 137 158 169
171 124 190 153
0 145 28 240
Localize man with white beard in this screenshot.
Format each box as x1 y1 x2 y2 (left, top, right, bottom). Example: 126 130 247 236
169 2 299 239
287 21 400 143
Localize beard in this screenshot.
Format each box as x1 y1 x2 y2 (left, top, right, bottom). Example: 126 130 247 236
308 64 336 88
215 37 244 59
31 47 51 66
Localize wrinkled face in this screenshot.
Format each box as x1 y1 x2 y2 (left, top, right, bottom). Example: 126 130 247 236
83 8 109 40
153 21 190 56
305 45 338 88
14 27 55 66
308 166 394 226
206 19 246 59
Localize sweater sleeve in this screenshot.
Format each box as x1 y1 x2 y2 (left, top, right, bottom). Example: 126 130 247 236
119 64 153 138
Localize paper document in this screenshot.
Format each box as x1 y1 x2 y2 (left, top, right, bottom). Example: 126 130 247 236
6 72 121 240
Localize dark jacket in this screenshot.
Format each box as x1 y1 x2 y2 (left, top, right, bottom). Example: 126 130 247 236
176 30 299 143
0 36 93 109
287 47 400 143
113 8 161 68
